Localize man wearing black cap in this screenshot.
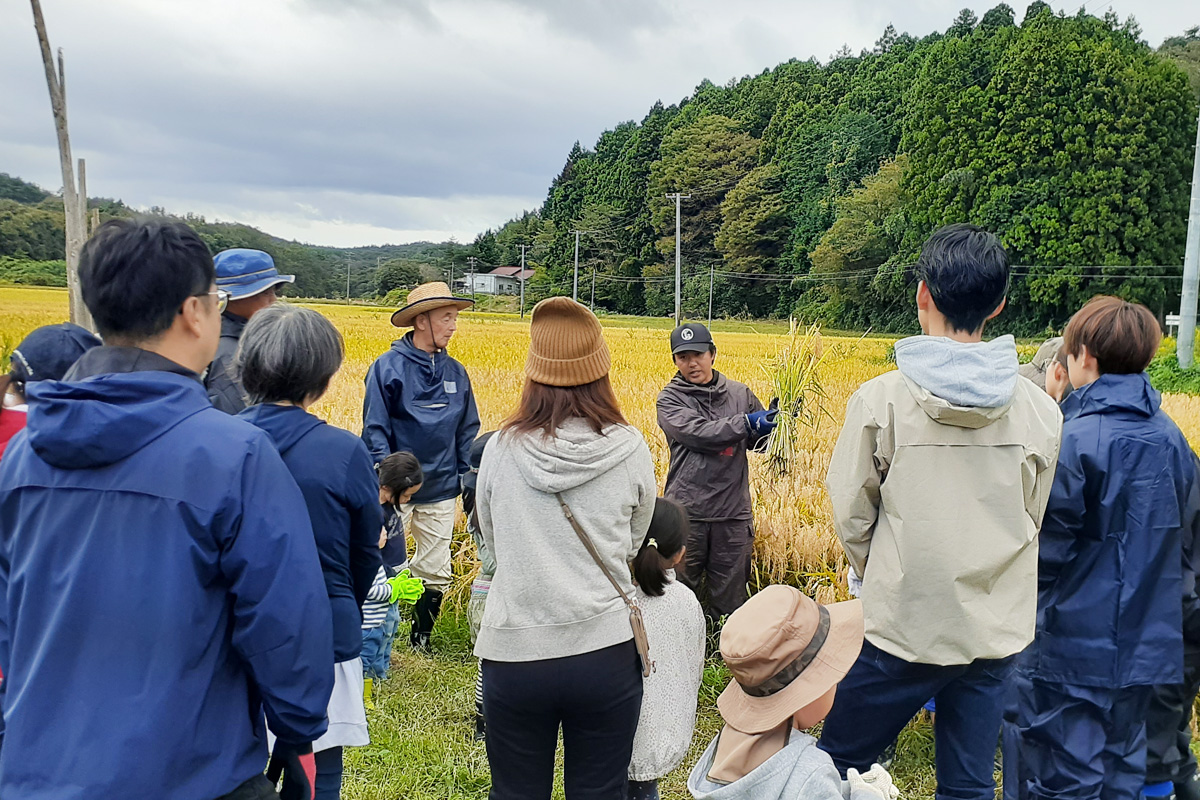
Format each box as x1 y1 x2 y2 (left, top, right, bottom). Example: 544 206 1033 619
657 322 777 620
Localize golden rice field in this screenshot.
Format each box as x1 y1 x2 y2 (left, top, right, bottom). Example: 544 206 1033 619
5 285 1200 603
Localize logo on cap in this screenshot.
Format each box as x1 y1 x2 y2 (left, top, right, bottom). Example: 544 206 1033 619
681 328 694 341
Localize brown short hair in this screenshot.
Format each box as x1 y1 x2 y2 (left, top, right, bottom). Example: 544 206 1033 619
1063 296 1161 375
503 375 627 437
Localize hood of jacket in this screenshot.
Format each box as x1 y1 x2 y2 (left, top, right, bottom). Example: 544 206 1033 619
238 403 325 456
505 418 645 495
1061 371 1159 423
25 370 212 470
687 732 837 800
392 332 446 372
893 334 1019 429
664 370 730 399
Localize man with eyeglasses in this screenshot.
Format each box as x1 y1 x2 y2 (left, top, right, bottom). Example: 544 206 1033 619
0 219 334 800
205 248 295 414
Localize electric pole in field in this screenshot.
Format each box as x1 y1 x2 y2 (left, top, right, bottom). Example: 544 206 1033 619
665 193 690 326
569 230 596 302
467 256 477 303
591 268 596 311
1179 106 1200 369
518 244 529 319
346 261 352 304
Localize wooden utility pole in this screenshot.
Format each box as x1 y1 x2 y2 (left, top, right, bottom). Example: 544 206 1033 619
518 244 529 319
30 0 93 331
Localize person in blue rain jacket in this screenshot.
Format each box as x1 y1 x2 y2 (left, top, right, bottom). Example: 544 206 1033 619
0 219 333 800
1010 296 1200 800
238 303 383 800
361 282 480 651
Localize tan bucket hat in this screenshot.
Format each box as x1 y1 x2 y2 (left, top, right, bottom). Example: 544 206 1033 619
717 585 863 734
390 282 474 327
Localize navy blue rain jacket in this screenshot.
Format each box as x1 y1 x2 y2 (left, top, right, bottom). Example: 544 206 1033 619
1029 372 1198 688
240 404 383 662
361 334 480 503
0 347 333 800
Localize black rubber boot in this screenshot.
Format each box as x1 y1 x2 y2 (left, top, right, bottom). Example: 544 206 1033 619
473 713 486 742
1177 774 1200 800
409 589 444 652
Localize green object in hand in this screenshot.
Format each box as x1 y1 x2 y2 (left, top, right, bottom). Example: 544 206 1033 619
388 569 425 605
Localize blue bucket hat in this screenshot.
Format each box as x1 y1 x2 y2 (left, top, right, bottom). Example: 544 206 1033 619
11 323 102 383
213 249 295 301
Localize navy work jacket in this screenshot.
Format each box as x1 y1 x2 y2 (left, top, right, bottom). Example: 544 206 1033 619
1029 372 1198 688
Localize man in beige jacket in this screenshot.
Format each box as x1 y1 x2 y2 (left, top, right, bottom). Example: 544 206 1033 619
816 224 1062 800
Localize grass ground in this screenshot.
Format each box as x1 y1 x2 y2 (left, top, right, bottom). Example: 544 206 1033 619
345 612 941 800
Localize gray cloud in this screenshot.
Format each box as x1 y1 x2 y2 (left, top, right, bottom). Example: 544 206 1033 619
1 0 1193 247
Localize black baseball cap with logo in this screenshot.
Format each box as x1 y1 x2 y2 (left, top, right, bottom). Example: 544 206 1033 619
670 322 715 355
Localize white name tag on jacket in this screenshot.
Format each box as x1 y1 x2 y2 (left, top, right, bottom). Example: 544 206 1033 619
444 381 457 394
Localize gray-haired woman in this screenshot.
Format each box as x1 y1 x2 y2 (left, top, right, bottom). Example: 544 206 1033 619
237 304 383 800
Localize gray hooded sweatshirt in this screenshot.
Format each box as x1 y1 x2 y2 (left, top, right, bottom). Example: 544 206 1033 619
687 731 876 800
474 419 657 662
825 334 1062 665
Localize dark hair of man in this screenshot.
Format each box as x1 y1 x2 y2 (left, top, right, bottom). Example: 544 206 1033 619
503 375 627 437
1063 296 1161 375
632 498 690 597
378 451 424 495
78 218 215 341
913 223 1011 334
238 304 344 405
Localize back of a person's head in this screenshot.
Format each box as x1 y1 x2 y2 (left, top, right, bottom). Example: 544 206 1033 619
632 497 690 597
379 451 424 493
79 218 215 342
238 304 344 405
1063 296 1160 375
914 223 1010 334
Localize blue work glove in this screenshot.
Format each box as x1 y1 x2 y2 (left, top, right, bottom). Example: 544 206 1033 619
746 408 779 437
267 741 317 800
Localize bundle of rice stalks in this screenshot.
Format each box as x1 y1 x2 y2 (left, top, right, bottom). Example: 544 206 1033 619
762 320 831 476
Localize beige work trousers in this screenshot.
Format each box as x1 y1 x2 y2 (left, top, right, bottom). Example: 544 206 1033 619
400 498 457 591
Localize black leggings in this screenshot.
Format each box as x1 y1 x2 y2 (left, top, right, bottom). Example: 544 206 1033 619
483 640 643 800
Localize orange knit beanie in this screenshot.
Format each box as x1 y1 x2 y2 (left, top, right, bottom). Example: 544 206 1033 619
525 297 611 387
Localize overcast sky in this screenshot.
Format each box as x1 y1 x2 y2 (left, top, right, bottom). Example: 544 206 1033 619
1 0 1193 248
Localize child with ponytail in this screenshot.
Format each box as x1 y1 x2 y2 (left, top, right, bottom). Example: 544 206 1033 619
627 498 706 800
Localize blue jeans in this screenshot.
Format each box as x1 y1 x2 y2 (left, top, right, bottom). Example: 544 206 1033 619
818 639 1014 800
1005 670 1151 800
361 603 400 680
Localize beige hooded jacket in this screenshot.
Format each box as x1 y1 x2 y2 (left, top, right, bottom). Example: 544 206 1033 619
826 335 1062 665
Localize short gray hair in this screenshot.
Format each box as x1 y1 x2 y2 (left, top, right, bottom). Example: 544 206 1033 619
237 304 344 405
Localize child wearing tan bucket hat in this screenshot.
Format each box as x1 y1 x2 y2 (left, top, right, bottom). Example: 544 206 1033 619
687 586 898 799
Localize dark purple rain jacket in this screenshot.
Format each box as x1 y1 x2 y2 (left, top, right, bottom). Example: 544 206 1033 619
656 371 765 522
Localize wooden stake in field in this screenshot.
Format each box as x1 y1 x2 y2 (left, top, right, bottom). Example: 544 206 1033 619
30 0 94 331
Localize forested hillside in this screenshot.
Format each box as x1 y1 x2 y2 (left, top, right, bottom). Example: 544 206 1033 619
479 5 1200 333
3 5 1198 332
0 173 468 299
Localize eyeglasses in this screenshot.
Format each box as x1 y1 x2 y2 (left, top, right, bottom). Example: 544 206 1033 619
197 289 231 314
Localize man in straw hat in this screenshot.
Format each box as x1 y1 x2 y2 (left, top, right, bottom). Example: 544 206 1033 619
687 585 896 799
363 282 481 651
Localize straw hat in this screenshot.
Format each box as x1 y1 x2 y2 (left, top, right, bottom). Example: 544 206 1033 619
717 585 863 734
525 297 611 387
390 282 474 327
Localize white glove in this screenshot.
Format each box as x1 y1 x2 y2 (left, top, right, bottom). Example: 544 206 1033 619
847 565 863 598
847 763 899 800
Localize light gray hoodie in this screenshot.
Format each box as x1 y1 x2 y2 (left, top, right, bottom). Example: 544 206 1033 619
687 732 874 800
474 419 657 662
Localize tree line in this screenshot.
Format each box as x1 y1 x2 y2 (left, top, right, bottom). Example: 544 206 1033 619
477 5 1200 334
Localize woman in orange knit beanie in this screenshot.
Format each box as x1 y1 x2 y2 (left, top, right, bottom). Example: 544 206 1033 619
474 297 658 799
